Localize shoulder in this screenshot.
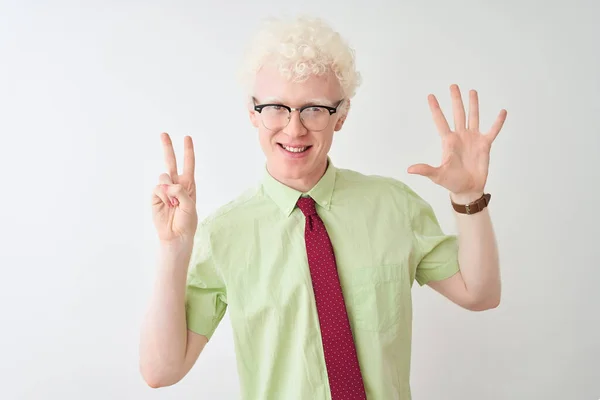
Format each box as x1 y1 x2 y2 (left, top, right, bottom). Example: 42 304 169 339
197 184 262 233
334 167 428 213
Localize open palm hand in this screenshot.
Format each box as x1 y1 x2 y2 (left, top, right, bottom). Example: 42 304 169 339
408 84 507 199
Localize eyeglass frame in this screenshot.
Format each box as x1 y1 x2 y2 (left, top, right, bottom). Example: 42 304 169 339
252 97 345 132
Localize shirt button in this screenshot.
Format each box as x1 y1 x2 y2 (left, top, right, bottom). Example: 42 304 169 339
323 200 329 205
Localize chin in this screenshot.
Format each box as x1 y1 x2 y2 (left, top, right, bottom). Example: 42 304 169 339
269 156 310 178
265 142 326 180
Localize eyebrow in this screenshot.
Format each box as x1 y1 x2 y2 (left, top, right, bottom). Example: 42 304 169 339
256 97 336 107
303 98 335 107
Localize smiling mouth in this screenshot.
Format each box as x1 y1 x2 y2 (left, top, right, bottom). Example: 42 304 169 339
278 143 312 153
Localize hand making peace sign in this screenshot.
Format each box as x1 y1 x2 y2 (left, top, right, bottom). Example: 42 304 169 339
408 84 508 199
152 133 198 243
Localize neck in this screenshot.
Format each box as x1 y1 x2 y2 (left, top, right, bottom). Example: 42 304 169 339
268 158 328 193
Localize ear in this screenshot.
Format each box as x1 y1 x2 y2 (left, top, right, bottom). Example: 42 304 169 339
249 109 259 128
334 115 346 131
334 99 350 131
248 98 259 128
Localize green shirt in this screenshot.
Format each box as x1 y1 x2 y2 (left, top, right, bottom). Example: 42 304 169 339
185 159 459 399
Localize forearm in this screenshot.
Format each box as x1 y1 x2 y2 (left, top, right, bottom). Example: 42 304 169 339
140 239 194 384
452 192 501 308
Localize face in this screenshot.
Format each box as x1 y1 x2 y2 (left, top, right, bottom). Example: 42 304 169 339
249 63 348 192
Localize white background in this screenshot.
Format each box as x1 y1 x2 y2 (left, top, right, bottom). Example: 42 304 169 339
1 1 599 399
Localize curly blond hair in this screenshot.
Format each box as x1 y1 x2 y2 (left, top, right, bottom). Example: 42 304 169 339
238 16 362 103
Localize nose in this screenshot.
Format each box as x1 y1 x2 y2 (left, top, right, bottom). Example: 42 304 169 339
283 109 308 138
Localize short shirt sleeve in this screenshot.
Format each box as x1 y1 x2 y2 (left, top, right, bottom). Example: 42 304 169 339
408 190 460 286
185 219 227 340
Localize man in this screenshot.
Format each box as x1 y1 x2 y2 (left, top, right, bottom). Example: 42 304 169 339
139 15 506 400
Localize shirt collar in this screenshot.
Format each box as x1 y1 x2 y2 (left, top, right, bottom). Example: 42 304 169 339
261 158 337 217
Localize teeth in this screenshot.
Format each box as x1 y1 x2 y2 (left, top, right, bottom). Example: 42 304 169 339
282 145 307 153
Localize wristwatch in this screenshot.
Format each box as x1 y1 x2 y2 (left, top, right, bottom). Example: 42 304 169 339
451 193 491 215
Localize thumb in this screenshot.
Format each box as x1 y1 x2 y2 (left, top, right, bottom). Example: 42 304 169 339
407 163 440 179
165 184 194 211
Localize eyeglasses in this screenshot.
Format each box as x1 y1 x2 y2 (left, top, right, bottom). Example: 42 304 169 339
253 98 344 132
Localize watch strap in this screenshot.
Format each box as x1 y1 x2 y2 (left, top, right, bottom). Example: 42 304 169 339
451 193 491 215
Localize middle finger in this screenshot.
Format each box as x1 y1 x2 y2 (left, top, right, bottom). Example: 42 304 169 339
450 84 466 132
161 132 179 183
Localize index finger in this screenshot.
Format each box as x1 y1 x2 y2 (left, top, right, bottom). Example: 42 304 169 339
427 94 451 135
182 135 195 180
161 132 179 182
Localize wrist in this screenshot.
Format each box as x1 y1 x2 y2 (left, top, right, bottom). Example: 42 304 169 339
450 191 485 205
159 236 194 254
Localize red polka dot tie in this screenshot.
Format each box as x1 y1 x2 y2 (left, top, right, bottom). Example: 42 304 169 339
297 196 367 399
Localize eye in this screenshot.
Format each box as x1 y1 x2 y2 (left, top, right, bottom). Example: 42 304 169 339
303 107 326 116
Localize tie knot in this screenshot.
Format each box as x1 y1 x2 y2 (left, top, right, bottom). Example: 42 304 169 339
296 196 317 216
